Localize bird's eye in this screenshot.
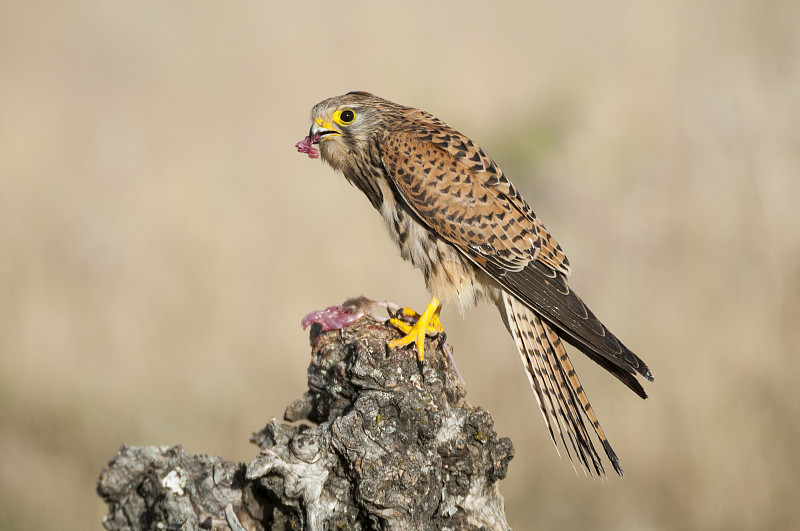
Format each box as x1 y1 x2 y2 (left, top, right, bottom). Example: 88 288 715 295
336 109 356 125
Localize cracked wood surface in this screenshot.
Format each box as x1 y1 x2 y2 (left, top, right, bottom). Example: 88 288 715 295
97 309 514 531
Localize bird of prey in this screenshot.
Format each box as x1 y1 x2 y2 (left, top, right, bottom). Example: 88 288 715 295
295 91 653 476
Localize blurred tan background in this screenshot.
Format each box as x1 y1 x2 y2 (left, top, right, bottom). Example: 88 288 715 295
1 1 799 529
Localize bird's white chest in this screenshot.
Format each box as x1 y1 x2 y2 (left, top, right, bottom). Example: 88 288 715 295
377 186 491 314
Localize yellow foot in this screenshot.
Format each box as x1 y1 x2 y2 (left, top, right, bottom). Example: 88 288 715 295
387 297 442 363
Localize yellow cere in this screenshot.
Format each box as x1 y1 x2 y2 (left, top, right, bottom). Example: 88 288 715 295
315 117 341 139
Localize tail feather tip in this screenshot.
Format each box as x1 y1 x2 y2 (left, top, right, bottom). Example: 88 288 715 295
602 440 624 476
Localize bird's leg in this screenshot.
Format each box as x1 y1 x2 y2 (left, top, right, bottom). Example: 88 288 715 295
387 297 442 362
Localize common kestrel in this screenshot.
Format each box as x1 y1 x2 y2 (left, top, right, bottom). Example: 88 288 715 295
296 91 653 476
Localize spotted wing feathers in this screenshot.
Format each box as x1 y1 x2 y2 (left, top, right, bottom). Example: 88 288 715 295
380 125 652 390
381 128 571 276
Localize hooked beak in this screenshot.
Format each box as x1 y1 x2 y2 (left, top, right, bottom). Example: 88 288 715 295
309 118 341 144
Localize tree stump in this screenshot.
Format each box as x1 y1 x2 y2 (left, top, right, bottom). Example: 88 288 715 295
97 303 514 530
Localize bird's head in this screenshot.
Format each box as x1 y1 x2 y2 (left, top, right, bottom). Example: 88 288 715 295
301 91 388 170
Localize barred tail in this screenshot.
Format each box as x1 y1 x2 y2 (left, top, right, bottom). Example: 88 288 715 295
501 292 623 476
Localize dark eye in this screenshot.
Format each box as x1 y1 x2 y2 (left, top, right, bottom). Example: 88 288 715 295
339 109 355 123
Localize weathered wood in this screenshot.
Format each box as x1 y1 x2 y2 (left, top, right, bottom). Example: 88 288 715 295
98 308 514 530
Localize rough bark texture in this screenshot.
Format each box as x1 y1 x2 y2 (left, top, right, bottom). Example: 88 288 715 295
97 310 514 530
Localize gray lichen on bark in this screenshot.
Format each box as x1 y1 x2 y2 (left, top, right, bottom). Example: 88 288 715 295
98 309 514 530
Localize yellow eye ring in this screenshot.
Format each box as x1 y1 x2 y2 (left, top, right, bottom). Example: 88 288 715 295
333 109 356 125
